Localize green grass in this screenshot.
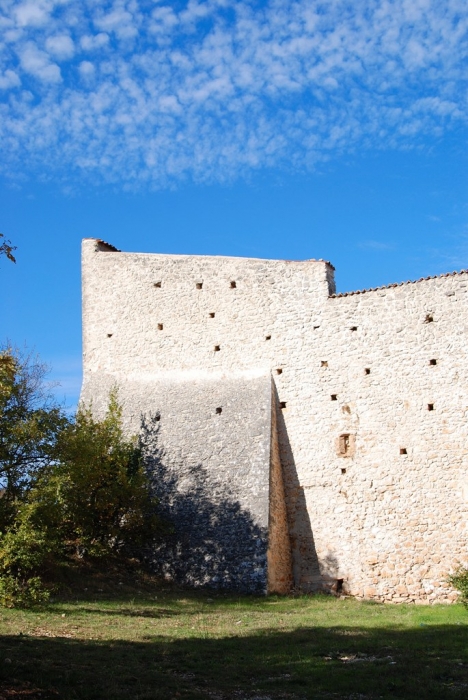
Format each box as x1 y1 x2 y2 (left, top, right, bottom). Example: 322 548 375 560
0 576 467 699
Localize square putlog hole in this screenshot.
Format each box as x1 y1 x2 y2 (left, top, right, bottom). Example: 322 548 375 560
196 282 203 289
341 468 347 475
429 359 437 366
350 326 358 331
215 407 222 414
365 368 371 375
230 281 237 288
400 448 407 455
209 312 215 318
425 314 434 323
321 360 328 367
331 394 338 401
427 403 434 411
265 335 271 341
214 345 221 352
276 368 283 375
153 281 161 288
279 401 287 409
157 323 163 331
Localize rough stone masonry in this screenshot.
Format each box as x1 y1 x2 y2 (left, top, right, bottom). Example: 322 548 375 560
80 238 468 602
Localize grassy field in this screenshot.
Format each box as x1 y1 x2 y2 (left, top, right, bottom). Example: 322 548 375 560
0 571 467 700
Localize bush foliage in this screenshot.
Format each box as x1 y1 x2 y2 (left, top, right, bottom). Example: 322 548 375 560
448 568 468 607
0 347 160 607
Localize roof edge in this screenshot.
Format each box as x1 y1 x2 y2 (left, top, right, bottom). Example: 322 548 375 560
330 269 468 298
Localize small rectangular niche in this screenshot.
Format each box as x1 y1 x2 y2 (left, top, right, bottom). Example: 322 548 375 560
337 433 354 457
424 314 434 323
215 407 222 414
313 325 320 330
429 359 437 366
230 281 237 288
157 323 163 331
107 333 113 338
153 281 161 288
265 335 271 341
365 368 371 375
279 401 287 409
350 326 358 331
196 282 203 289
209 312 215 318
331 394 338 401
427 403 434 411
155 414 161 422
400 447 407 455
275 368 283 375
341 468 346 475
321 360 328 367
214 345 221 352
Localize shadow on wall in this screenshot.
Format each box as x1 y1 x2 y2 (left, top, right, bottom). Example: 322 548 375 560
274 388 341 593
139 415 268 594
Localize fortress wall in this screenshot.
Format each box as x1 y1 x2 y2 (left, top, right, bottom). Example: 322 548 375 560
286 274 468 602
80 369 273 592
81 239 330 590
82 239 334 379
82 239 468 601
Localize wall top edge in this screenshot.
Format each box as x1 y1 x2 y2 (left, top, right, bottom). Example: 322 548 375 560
83 238 121 252
82 238 334 268
330 269 468 298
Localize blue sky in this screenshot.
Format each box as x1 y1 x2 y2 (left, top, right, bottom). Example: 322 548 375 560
0 0 467 408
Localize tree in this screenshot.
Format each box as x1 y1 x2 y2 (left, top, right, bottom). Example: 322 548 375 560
0 347 161 606
0 347 67 530
50 391 160 556
0 234 16 263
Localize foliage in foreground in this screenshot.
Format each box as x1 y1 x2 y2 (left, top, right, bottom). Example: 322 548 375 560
449 567 468 607
0 346 160 607
0 233 16 264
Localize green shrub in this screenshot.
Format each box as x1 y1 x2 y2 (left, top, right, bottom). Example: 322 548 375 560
0 346 162 607
448 567 468 606
0 519 56 607
53 389 161 557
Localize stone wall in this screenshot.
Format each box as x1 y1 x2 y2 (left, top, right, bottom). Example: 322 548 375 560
81 238 468 602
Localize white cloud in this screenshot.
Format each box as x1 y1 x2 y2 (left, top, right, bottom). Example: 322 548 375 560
80 32 109 51
0 69 20 89
78 60 94 78
45 33 74 60
18 42 61 82
14 1 53 28
0 0 467 187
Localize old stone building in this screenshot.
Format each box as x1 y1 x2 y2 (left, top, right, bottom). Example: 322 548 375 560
81 238 468 602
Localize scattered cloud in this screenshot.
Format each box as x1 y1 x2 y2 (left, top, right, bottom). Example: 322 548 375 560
45 33 74 60
0 0 466 187
17 41 61 82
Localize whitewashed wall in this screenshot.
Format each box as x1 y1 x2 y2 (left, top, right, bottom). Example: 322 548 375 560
81 238 468 602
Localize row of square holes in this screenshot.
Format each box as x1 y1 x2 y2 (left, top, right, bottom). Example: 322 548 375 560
155 282 437 332
110 318 438 339
331 393 435 410
154 281 237 289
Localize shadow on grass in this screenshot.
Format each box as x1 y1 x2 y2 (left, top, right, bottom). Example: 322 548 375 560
1 623 467 700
